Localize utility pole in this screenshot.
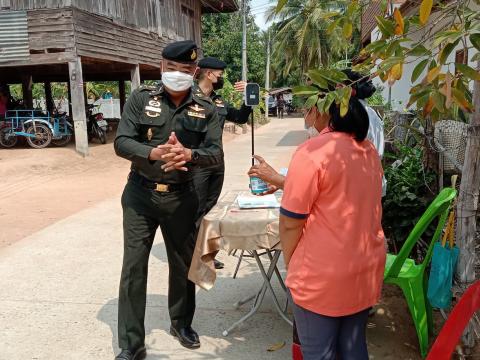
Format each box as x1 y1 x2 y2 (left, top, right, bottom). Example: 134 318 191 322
265 30 270 121
241 0 248 82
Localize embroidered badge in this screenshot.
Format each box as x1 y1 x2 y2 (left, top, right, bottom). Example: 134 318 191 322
147 128 153 141
189 104 205 112
148 100 161 107
187 111 206 119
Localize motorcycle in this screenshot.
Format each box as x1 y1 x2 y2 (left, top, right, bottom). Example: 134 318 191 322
86 104 107 144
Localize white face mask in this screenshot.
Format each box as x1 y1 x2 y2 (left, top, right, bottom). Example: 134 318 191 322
307 125 320 138
306 113 320 138
161 71 193 92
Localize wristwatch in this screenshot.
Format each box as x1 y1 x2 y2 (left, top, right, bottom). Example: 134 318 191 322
191 150 200 163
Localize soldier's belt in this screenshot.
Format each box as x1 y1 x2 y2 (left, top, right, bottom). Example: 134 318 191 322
129 171 191 193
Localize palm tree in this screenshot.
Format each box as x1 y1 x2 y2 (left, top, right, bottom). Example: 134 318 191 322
265 0 355 80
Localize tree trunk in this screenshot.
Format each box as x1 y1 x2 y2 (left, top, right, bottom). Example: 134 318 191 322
456 61 480 284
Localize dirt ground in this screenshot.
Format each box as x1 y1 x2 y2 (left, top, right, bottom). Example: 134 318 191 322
0 126 475 359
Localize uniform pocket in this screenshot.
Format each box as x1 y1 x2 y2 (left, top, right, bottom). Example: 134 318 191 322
180 114 208 148
138 114 167 145
181 115 208 133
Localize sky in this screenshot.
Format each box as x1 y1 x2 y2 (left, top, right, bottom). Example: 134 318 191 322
250 0 273 30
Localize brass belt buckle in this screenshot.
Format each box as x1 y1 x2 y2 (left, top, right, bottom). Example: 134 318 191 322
155 183 169 192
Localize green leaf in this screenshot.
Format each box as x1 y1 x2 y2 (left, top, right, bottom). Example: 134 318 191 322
328 69 348 83
307 70 329 89
472 52 480 62
376 16 395 37
322 92 336 113
327 18 341 35
439 40 460 65
407 88 431 107
339 87 352 117
385 40 401 58
433 30 462 47
364 40 388 54
275 0 288 13
456 63 480 81
343 22 353 39
432 91 445 113
411 59 429 82
379 56 405 72
470 34 480 51
409 44 430 56
419 0 433 25
316 98 326 113
292 86 319 96
304 95 319 109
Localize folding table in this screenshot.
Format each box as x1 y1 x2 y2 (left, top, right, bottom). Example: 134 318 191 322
188 190 293 335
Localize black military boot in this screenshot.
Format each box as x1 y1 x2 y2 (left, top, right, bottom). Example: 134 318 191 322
115 346 146 360
170 326 201 349
213 259 224 269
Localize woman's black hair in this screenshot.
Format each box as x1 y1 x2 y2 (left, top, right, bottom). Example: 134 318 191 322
326 69 371 141
328 97 369 141
342 69 376 100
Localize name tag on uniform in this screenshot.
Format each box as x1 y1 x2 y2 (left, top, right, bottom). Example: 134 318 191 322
145 106 162 113
145 105 161 118
187 111 206 119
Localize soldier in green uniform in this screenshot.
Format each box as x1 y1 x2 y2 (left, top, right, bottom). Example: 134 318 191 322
193 57 252 269
114 41 222 360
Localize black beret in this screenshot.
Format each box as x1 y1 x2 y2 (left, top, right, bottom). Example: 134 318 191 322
162 40 198 63
198 57 227 70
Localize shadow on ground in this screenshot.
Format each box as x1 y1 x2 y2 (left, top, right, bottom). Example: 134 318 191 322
275 131 307 147
97 244 293 359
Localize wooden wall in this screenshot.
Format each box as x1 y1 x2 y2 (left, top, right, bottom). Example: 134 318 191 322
3 0 203 42
72 7 164 68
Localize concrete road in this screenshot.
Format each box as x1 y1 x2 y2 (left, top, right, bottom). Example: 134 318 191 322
0 117 305 360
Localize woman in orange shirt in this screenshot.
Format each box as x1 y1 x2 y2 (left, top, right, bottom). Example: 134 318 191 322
280 90 385 359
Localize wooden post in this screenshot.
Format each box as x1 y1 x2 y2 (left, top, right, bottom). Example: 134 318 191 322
45 81 54 115
456 61 480 284
68 57 89 156
119 80 126 114
67 80 73 116
21 75 33 109
131 64 141 91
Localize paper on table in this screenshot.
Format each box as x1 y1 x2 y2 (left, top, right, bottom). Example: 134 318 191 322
236 193 280 209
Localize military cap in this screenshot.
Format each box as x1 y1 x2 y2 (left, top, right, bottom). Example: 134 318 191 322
162 40 198 63
198 57 227 70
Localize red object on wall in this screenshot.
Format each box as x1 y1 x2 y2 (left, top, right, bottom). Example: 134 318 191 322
427 281 480 360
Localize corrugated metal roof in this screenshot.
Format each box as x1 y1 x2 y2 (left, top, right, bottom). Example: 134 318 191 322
361 1 384 43
0 11 30 63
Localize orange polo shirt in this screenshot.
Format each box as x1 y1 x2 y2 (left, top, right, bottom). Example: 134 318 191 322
281 129 386 317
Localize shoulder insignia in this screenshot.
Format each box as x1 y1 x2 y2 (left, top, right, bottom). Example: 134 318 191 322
139 85 156 92
189 104 205 112
214 99 225 108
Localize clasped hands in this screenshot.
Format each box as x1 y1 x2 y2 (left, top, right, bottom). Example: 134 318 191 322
149 132 192 172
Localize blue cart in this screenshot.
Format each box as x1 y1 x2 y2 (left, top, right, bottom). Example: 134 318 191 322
0 110 73 149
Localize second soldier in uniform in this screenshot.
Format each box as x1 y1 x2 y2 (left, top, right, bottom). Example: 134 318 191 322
114 41 222 360
193 57 252 269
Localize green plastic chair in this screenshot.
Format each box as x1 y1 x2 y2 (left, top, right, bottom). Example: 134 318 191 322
384 187 457 358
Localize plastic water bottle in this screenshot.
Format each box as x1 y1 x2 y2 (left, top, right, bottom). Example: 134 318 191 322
250 158 269 194
250 176 269 194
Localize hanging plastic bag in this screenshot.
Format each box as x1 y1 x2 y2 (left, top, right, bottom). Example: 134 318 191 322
427 178 460 309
